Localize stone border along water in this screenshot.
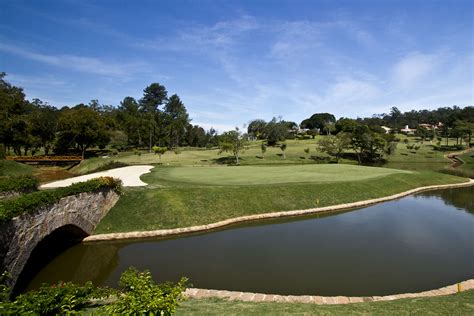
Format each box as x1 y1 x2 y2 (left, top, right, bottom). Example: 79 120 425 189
83 178 474 242
183 279 474 304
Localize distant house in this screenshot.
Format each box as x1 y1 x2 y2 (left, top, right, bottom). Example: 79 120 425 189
419 122 444 130
381 126 391 134
400 125 416 135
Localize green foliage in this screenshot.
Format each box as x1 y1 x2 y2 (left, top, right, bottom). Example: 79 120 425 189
55 105 110 158
0 177 122 223
300 112 336 130
218 129 248 165
280 143 287 159
318 133 351 162
0 272 11 303
102 267 188 315
1 281 105 315
0 175 38 192
304 148 310 155
265 118 288 146
153 146 168 156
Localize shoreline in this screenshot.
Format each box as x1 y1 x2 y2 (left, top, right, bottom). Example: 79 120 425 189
84 178 474 242
183 279 474 305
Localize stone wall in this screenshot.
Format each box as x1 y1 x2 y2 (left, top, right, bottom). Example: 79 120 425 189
0 189 119 287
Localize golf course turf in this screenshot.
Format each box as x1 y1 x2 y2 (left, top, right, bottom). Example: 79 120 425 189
93 164 467 234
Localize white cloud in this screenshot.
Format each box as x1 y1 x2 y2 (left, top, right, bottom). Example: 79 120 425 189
192 122 239 134
0 43 147 77
392 52 437 88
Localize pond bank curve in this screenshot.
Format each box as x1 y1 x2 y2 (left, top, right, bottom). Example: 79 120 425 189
84 178 474 242
184 279 474 304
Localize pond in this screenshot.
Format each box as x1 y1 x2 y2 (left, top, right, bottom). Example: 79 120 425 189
23 186 474 296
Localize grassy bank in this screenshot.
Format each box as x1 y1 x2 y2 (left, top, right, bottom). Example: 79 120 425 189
0 160 34 178
94 165 467 234
176 290 474 315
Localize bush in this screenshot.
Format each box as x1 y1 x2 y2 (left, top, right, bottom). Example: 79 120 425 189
0 175 38 193
0 177 122 223
2 281 103 315
1 268 187 315
101 267 188 315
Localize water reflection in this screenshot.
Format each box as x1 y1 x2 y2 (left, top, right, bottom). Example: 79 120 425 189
417 186 474 214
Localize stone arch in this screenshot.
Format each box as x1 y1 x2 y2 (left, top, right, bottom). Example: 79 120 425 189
13 224 89 294
0 189 119 289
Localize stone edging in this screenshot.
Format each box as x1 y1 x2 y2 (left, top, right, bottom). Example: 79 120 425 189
83 179 474 242
183 279 474 304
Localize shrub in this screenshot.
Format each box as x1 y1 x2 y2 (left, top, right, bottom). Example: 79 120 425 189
101 267 188 315
3 281 103 315
0 177 122 223
0 175 38 193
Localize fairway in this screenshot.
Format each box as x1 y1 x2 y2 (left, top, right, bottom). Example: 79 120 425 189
150 164 410 186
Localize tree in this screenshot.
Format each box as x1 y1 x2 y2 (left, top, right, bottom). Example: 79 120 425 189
323 122 335 135
218 128 248 165
415 127 428 144
139 83 168 152
260 143 267 158
116 97 143 147
265 118 287 146
56 105 110 158
163 94 190 148
280 143 287 159
317 132 351 162
300 113 336 131
0 73 30 155
152 146 167 161
335 118 358 134
29 99 58 155
350 126 387 164
247 119 267 139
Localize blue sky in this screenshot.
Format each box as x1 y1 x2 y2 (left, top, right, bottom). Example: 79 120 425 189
1 0 472 132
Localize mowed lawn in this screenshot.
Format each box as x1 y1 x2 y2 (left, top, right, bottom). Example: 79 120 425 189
151 164 410 186
93 164 467 234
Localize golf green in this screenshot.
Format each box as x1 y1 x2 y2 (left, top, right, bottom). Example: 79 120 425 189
148 164 410 186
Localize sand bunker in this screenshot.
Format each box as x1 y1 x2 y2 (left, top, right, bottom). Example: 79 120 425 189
40 165 154 188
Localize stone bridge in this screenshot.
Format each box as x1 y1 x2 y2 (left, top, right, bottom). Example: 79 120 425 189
0 189 119 288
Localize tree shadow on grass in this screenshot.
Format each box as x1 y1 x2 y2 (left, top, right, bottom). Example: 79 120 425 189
211 156 242 165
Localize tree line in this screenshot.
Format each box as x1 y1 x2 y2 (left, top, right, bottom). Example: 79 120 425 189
0 73 218 158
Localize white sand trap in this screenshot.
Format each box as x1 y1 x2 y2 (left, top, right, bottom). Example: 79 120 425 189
40 165 154 188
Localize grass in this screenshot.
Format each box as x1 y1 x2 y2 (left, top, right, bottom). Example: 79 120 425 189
154 164 409 186
176 290 474 315
93 165 467 234
71 138 344 174
72 135 465 174
0 160 34 178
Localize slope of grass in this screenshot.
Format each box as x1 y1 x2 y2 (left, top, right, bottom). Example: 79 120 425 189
93 166 467 234
0 160 34 178
176 290 474 315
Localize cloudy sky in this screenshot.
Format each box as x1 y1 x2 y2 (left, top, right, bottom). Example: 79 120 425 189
1 0 472 132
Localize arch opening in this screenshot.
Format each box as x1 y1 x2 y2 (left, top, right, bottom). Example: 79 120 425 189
12 224 88 296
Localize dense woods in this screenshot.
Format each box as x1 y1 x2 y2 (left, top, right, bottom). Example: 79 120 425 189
0 73 217 157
